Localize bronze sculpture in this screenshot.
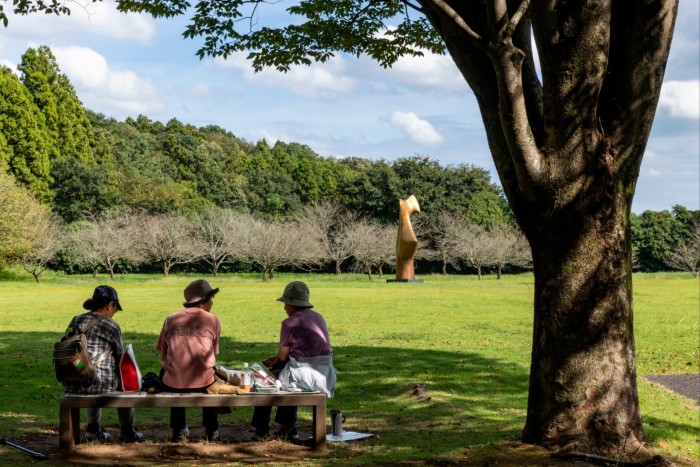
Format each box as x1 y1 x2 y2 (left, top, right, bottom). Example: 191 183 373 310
395 195 420 280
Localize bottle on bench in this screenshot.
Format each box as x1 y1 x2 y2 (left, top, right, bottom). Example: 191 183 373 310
241 362 252 391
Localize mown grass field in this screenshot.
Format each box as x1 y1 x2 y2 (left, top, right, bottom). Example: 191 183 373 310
0 270 697 465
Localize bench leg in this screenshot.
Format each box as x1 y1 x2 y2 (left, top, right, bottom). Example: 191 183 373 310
59 406 78 454
312 398 327 449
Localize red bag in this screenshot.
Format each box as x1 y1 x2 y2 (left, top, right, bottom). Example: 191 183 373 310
119 344 142 392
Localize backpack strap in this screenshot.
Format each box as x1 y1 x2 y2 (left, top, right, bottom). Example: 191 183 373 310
76 314 112 366
75 313 107 335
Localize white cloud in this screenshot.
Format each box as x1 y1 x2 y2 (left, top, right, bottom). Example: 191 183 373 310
52 46 165 116
1 1 156 45
385 52 465 93
659 80 700 119
215 52 356 99
389 111 444 145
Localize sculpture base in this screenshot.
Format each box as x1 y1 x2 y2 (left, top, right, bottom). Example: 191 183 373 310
386 278 424 283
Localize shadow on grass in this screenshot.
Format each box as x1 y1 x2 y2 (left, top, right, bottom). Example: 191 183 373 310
0 331 696 464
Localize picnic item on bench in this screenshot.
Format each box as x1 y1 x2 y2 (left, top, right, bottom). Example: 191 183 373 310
214 364 242 385
119 344 142 392
207 378 247 394
251 363 278 386
241 362 252 390
53 314 106 382
214 363 279 392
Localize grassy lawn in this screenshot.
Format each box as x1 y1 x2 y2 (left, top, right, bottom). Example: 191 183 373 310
0 270 697 465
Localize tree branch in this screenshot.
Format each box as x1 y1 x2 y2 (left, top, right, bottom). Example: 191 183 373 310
502 0 530 39
485 0 545 197
426 0 482 44
400 0 424 13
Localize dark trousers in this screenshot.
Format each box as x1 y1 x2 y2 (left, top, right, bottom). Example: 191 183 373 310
161 379 218 433
251 405 298 432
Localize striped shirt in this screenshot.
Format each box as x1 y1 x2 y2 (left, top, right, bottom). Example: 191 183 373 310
62 312 124 394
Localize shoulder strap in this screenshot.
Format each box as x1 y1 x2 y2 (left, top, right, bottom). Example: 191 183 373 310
78 314 107 335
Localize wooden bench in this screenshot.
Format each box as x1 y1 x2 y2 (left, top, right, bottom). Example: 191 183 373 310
59 391 327 454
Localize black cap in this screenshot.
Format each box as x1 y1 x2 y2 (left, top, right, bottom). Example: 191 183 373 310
83 285 123 311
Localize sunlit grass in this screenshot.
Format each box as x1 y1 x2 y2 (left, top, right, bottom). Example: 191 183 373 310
0 271 697 464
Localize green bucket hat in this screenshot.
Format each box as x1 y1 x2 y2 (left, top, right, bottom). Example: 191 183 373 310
276 281 313 308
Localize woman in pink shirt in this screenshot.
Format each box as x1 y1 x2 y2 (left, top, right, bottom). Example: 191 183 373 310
157 279 221 442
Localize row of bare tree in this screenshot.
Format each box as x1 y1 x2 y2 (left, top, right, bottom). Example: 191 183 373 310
21 202 537 283
21 202 700 283
25 202 700 283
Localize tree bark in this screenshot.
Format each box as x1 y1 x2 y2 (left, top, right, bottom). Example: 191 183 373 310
421 0 678 457
523 196 643 454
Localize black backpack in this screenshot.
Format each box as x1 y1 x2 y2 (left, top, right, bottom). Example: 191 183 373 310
53 315 106 382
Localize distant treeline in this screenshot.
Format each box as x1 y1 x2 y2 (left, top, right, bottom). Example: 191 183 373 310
1 46 698 278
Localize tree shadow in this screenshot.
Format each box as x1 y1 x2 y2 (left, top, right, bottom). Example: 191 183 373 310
0 331 695 463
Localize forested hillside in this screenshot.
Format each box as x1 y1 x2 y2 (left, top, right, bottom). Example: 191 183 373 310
1 46 698 278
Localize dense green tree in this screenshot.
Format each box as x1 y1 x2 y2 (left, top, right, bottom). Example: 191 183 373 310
160 119 248 209
391 156 446 214
338 158 400 222
671 205 700 241
464 190 511 230
630 207 700 271
442 164 507 215
50 157 119 222
0 66 52 201
391 156 508 226
632 210 678 271
18 46 96 164
244 140 301 218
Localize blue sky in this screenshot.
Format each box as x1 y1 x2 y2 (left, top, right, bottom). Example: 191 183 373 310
0 1 697 214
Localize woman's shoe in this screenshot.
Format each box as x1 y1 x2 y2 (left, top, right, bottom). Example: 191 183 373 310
85 424 111 441
120 426 144 443
273 426 299 441
171 426 190 442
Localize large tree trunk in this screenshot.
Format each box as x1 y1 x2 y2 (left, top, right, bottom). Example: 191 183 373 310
523 196 642 454
421 0 677 458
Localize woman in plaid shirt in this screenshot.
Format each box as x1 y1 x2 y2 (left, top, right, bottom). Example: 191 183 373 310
62 285 143 443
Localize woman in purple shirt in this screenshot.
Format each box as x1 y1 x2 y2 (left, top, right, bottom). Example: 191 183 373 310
251 281 336 441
